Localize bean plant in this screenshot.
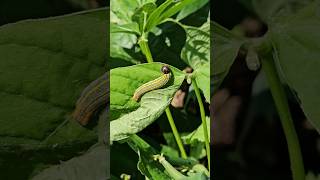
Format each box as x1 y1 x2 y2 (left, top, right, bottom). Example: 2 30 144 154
110 0 210 179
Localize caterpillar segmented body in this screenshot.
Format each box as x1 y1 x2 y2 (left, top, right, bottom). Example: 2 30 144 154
73 72 109 125
132 65 171 101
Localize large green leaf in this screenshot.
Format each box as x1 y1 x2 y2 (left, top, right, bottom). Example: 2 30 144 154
181 22 209 69
32 143 107 180
181 21 210 102
126 135 171 179
238 0 312 23
176 0 209 21
268 1 320 133
110 62 185 142
0 8 107 178
211 21 245 94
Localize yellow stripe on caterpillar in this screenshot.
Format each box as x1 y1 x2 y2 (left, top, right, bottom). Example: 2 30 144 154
132 65 171 101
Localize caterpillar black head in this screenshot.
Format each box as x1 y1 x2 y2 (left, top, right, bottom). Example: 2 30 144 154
161 65 171 74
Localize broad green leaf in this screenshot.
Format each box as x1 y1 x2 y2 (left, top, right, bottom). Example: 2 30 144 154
268 1 320 133
181 22 209 69
32 144 107 180
181 21 210 102
0 8 107 178
238 0 313 23
239 0 287 22
176 0 209 21
126 135 171 179
110 63 185 142
0 8 107 147
211 21 245 94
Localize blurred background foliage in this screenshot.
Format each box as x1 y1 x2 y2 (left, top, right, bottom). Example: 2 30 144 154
212 0 320 179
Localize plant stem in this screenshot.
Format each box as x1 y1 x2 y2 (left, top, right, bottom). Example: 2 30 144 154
191 79 210 171
165 107 187 159
261 54 305 180
138 34 187 159
138 34 154 63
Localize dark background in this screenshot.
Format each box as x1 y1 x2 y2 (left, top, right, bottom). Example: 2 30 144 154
0 0 107 25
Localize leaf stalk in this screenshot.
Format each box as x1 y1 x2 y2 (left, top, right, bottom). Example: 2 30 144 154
261 54 305 180
191 79 210 171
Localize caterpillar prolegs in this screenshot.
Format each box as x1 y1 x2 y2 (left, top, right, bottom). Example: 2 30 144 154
132 65 171 101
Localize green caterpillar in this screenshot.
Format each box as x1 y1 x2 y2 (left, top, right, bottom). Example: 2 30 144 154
132 65 171 101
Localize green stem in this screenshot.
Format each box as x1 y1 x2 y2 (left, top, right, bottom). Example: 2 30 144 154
138 33 154 63
138 34 187 159
165 107 188 159
191 79 210 171
261 54 305 180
